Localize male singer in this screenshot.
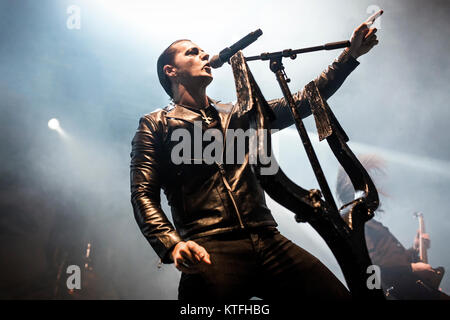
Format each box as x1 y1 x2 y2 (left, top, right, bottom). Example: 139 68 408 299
130 16 379 300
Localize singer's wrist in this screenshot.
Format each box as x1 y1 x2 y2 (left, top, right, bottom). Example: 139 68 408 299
345 47 359 60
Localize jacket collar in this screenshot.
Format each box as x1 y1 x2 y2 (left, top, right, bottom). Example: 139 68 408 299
165 97 232 124
165 104 202 124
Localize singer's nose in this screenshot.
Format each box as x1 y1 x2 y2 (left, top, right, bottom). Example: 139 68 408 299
201 51 209 61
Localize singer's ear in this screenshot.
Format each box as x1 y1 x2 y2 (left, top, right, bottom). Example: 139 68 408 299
163 64 177 78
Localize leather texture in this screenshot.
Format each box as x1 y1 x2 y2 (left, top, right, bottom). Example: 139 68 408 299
130 50 359 263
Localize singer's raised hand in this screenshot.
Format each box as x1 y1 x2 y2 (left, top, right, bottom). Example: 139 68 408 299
346 11 382 59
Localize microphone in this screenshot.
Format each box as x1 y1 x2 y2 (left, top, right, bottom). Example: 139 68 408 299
210 29 263 69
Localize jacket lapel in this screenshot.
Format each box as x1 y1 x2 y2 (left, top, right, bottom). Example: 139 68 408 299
165 98 235 132
210 99 235 132
165 104 203 124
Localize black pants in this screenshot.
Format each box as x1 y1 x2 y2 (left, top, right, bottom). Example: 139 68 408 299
178 228 351 301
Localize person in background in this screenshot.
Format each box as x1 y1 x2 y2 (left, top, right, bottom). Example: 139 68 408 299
336 154 449 300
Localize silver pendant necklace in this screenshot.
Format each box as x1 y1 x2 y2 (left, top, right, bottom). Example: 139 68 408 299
199 108 213 125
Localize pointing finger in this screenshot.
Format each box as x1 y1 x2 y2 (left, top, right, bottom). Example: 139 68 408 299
365 9 383 26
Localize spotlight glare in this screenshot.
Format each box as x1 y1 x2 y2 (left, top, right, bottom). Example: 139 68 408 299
48 118 60 131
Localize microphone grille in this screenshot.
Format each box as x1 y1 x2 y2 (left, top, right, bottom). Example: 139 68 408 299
209 55 224 69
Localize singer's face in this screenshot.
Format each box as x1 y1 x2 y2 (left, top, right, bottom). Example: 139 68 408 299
170 40 213 85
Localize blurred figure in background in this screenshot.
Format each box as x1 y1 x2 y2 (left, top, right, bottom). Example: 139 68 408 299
336 154 449 299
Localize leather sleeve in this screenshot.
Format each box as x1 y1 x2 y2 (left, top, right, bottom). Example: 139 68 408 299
130 115 182 263
268 49 360 130
405 247 420 263
365 221 414 279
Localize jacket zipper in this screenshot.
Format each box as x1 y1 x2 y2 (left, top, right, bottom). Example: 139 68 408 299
217 162 245 229
216 102 245 229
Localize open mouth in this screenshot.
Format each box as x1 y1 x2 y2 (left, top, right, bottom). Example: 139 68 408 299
203 65 212 73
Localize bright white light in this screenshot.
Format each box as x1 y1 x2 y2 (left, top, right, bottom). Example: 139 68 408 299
47 118 68 138
48 118 60 131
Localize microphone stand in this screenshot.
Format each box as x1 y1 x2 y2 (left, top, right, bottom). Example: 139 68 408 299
245 40 350 212
240 40 385 298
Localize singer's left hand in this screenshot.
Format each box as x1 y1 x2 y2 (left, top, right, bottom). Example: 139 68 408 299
346 19 379 59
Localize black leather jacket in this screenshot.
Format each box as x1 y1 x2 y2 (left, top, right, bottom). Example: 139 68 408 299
130 50 359 263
